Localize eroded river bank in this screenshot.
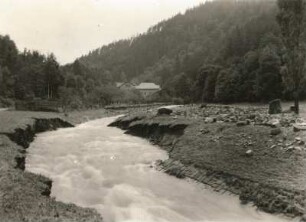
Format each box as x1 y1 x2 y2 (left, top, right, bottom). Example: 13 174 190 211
26 116 293 222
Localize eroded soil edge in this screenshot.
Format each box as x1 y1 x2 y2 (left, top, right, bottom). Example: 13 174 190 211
0 118 103 222
110 112 305 220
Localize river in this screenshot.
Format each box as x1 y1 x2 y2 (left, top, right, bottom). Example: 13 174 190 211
26 116 291 222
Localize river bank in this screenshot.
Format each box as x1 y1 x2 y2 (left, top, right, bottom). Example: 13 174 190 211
0 107 157 222
109 104 306 221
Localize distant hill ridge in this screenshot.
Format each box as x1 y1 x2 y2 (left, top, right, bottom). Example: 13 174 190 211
77 0 302 103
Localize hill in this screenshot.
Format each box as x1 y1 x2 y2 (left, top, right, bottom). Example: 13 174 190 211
78 0 295 103
1 0 306 108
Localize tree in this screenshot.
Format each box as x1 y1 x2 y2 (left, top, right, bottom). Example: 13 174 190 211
195 65 221 102
255 46 283 101
277 0 306 114
44 54 63 99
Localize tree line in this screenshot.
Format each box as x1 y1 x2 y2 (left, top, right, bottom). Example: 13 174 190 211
0 0 305 110
80 0 306 106
0 36 142 109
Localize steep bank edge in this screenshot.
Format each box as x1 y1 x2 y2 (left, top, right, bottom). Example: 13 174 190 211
109 115 305 220
2 117 103 222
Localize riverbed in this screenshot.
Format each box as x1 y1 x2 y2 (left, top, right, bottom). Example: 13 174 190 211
26 116 292 222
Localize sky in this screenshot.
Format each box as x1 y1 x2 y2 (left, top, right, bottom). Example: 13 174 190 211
0 0 206 64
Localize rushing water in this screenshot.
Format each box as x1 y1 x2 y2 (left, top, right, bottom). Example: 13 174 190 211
26 117 291 222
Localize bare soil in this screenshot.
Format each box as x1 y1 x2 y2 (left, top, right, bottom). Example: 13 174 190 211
0 107 156 222
110 104 306 219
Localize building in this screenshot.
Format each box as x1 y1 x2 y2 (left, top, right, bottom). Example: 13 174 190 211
134 82 161 98
115 82 135 90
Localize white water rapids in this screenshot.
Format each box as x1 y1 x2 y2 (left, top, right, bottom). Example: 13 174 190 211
26 116 292 222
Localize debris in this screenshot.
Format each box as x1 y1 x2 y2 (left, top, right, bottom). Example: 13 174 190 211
237 121 248 127
205 117 216 123
270 145 277 149
293 123 306 132
245 149 253 157
270 128 282 136
157 108 173 115
269 99 282 114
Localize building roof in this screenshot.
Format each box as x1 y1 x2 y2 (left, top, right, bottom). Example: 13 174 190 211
135 82 161 90
115 82 135 88
115 82 124 87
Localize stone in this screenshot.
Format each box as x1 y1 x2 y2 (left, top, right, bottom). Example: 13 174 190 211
290 106 297 113
298 140 305 146
200 129 210 134
267 119 280 128
245 119 252 125
270 145 277 149
157 108 173 115
293 124 306 132
237 121 248 127
245 149 253 157
204 117 216 123
294 146 302 151
287 146 294 151
268 99 282 114
270 128 282 136
230 116 237 123
248 114 256 120
200 103 207 108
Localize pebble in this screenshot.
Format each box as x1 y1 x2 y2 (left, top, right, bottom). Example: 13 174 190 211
245 149 253 157
298 140 305 145
270 145 277 149
270 128 282 136
294 146 302 151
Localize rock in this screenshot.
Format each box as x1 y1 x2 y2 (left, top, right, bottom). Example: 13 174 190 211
237 121 248 127
269 99 282 114
294 146 302 151
290 105 297 113
15 154 26 170
270 128 282 136
245 149 253 157
293 124 306 132
298 140 305 146
200 103 207 108
230 116 237 123
205 117 216 123
267 119 280 128
200 129 210 134
245 119 252 125
287 146 294 151
157 108 173 115
248 114 256 120
270 145 277 149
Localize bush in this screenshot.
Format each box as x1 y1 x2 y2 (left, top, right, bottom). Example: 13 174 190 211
0 97 14 107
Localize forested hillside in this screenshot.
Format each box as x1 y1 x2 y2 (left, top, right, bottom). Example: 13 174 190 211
0 36 141 109
1 0 305 108
0 35 63 106
79 0 306 103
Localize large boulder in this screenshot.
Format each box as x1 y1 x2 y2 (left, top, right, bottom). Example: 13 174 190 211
157 107 173 115
269 99 282 114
